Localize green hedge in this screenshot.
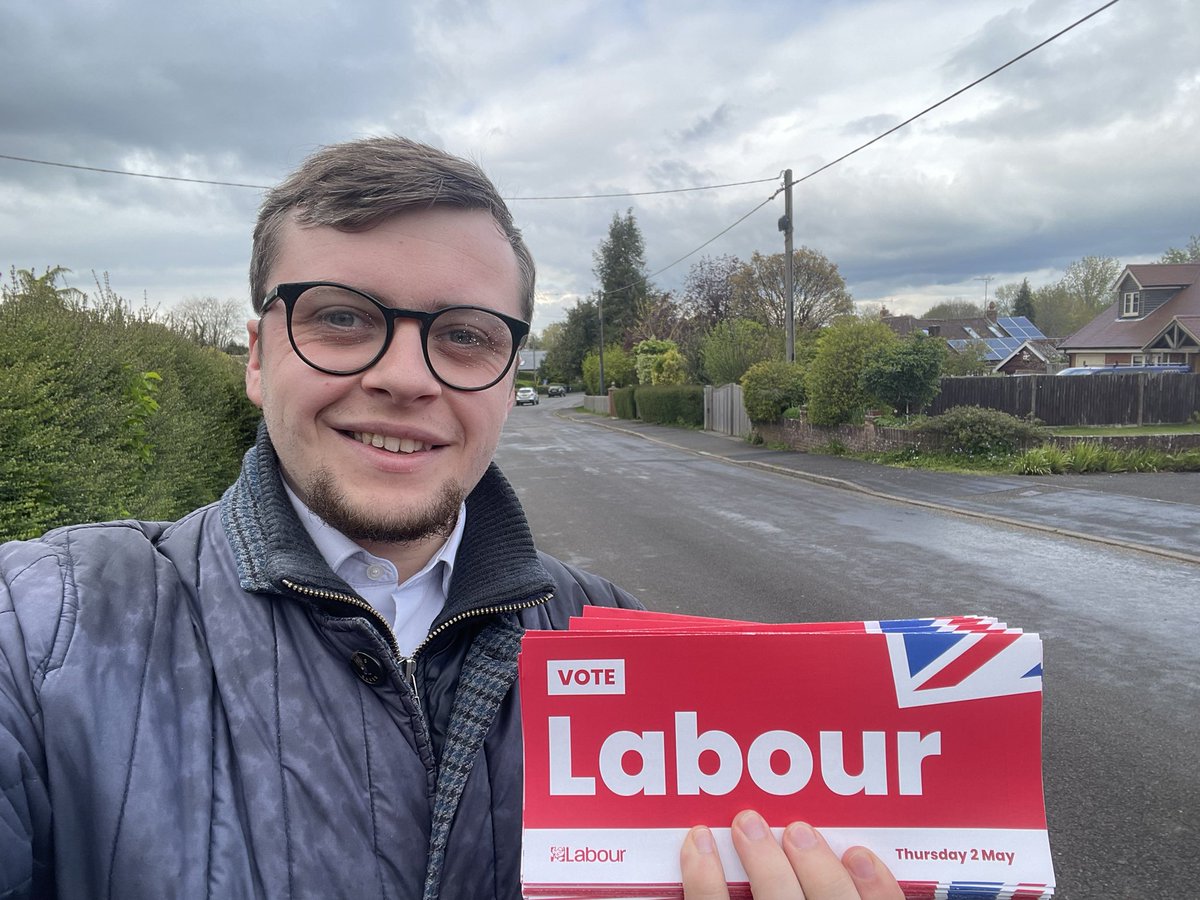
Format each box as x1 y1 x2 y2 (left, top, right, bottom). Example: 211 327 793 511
633 385 704 427
1 272 260 542
611 386 637 419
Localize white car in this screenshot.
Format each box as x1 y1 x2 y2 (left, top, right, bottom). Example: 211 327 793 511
515 386 539 406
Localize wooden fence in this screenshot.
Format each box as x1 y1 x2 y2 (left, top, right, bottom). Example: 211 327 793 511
704 383 752 438
926 373 1200 426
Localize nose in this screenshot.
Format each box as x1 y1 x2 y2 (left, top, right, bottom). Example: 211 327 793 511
357 319 443 399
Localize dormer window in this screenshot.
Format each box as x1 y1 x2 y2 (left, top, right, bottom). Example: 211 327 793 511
1122 291 1141 317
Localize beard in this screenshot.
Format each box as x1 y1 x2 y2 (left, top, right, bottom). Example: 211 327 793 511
302 469 464 545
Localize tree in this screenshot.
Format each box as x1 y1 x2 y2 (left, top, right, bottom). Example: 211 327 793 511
650 347 688 385
1161 234 1200 263
858 333 947 416
1061 255 1121 317
700 319 779 385
805 318 897 426
680 254 742 330
540 299 599 383
633 339 677 385
942 339 992 376
164 296 248 352
920 299 983 319
593 210 651 345
1013 278 1036 323
582 343 635 394
730 248 854 332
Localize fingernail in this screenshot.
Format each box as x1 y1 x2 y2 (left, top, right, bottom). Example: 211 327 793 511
692 826 717 855
846 848 877 880
736 810 769 841
784 821 819 850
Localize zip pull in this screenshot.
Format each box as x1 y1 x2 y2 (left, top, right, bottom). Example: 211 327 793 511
402 656 422 711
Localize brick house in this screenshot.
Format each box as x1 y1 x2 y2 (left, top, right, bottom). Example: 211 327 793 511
1058 263 1200 371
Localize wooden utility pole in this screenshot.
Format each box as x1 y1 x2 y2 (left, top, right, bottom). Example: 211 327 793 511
779 169 795 362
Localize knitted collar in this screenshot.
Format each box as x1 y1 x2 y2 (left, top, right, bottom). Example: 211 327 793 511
219 423 554 621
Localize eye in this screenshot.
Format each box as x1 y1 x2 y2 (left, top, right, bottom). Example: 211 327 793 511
318 306 374 329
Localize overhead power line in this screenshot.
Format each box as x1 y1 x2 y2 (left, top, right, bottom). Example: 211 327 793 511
0 153 272 189
777 0 1122 195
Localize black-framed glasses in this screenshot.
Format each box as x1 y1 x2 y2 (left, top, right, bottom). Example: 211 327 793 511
261 281 530 391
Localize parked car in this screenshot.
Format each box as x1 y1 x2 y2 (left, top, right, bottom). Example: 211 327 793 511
515 386 540 406
547 384 566 397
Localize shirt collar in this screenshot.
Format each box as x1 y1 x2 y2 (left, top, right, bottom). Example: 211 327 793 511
283 481 465 594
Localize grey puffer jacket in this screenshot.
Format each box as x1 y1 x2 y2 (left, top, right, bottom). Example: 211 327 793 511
0 431 641 899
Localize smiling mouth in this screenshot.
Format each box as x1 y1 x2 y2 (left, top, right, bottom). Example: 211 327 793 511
351 431 433 454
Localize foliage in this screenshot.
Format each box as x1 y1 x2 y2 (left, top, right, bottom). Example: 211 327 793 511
611 386 637 419
633 338 677 385
163 295 249 352
581 343 636 394
858 333 946 416
680 254 742 331
634 385 705 428
805 318 897 426
700 319 779 385
1009 442 1200 474
0 267 259 542
921 299 983 319
740 360 808 423
1160 234 1200 263
729 247 854 332
912 406 1047 458
541 298 599 383
1013 278 1036 323
651 347 688 385
942 339 992 376
593 209 651 344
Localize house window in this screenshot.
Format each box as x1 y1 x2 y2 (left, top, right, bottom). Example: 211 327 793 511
1122 291 1140 317
964 326 980 338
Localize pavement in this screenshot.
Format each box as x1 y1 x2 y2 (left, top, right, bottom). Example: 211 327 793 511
560 412 1200 565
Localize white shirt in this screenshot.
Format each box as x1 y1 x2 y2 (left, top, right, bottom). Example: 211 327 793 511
284 484 466 658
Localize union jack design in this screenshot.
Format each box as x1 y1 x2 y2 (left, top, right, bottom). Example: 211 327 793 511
880 622 1043 709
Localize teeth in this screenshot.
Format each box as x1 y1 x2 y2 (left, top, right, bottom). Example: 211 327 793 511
353 432 429 454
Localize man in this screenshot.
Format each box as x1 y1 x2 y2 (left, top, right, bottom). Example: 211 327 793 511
0 137 897 899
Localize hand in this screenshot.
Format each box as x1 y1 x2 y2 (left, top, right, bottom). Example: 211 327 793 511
680 810 903 900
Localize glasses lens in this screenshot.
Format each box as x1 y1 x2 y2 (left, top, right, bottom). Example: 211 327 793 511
289 285 387 374
426 307 517 389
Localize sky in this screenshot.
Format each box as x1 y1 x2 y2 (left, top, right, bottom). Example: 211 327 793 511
2 0 1197 334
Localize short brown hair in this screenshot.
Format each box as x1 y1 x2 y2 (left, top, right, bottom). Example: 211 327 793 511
250 136 535 321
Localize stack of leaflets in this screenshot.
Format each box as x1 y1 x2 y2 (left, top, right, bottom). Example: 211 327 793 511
519 608 1054 900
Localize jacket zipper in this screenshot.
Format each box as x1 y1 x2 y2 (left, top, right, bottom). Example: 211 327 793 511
282 578 551 708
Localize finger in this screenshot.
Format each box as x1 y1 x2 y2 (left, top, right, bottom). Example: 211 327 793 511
779 822 863 900
680 826 731 900
841 846 904 900
730 811 804 900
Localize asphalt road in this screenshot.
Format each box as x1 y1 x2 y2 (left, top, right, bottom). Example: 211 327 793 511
496 395 1199 900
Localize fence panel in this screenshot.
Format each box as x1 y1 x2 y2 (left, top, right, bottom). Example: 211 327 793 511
927 374 1200 425
704 383 752 438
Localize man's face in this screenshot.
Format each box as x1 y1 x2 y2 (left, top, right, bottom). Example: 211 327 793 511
245 207 521 552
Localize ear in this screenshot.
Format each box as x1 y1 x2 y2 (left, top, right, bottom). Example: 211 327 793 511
245 318 264 409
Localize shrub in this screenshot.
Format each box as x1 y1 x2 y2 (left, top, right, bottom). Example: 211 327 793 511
0 268 259 542
913 406 1047 458
740 360 808 423
1012 446 1067 475
611 386 637 419
582 343 636 394
805 319 897 426
633 385 704 427
701 319 779 385
858 333 946 416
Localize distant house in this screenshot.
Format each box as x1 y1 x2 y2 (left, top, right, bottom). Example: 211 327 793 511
1058 263 1200 371
994 339 1067 375
882 303 1049 371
